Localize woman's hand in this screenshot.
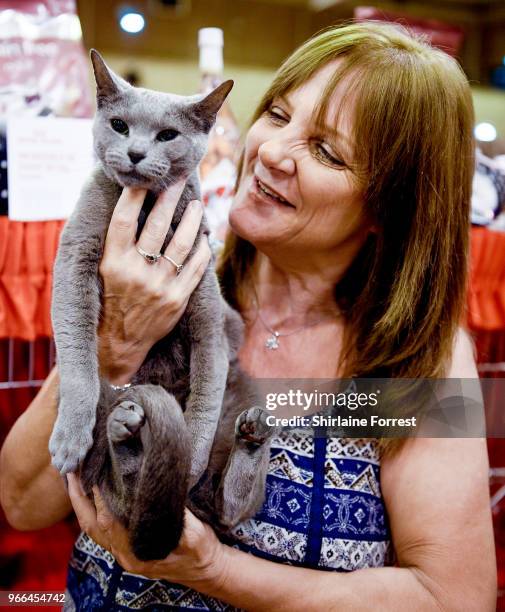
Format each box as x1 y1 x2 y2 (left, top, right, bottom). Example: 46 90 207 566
98 181 212 385
67 473 228 587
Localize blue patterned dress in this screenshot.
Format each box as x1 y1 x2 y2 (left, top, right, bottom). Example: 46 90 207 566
65 433 394 611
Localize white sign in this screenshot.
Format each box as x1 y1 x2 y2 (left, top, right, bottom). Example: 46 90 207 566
7 116 95 221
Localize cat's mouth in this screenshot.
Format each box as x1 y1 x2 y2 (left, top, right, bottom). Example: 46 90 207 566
115 169 153 188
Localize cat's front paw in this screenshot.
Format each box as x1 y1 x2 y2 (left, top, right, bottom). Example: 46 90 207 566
188 452 208 491
49 411 95 474
235 406 272 445
108 401 145 443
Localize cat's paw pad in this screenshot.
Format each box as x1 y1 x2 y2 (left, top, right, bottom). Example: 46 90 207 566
108 401 145 443
49 417 94 474
235 406 271 445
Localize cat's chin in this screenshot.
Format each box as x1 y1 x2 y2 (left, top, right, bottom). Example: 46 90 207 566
114 169 157 191
102 164 185 194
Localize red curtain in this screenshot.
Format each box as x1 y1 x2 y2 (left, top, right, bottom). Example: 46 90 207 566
0 218 64 341
0 223 499 340
468 228 505 331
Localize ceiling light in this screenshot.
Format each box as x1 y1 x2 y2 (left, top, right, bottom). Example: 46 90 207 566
119 12 145 34
474 122 497 142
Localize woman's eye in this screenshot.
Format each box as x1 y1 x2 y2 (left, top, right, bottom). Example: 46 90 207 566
110 118 129 135
157 129 179 142
266 107 287 125
314 143 345 167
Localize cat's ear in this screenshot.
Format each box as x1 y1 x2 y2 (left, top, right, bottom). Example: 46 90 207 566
90 49 127 106
192 80 234 128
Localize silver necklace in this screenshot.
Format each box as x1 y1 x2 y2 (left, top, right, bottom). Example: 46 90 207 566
257 308 320 349
252 286 340 350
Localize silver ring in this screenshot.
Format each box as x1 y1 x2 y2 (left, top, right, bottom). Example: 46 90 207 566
162 254 184 275
136 246 161 264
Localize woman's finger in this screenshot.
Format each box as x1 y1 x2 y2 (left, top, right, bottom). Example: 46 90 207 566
176 237 212 294
136 180 186 256
67 473 97 534
92 488 145 572
162 200 203 272
92 486 114 532
106 187 146 253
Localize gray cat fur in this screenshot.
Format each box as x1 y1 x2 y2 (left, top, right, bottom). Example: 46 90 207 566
49 50 275 560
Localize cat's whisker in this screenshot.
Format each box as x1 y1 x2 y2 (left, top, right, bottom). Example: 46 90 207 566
159 177 170 192
147 163 168 179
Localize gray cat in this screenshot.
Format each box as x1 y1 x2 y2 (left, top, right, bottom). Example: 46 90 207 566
49 50 274 560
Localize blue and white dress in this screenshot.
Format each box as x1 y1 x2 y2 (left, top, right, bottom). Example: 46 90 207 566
65 433 394 611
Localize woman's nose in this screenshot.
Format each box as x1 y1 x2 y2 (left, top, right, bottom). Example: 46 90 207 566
257 137 295 175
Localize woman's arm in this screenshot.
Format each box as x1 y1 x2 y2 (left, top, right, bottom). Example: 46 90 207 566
0 182 211 530
0 368 71 530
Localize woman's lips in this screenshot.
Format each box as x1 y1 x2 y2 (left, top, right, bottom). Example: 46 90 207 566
252 176 295 208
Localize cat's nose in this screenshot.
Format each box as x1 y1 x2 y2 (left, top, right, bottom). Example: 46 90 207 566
128 151 145 165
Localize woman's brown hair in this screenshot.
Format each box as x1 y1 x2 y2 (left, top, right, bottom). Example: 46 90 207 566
216 22 475 454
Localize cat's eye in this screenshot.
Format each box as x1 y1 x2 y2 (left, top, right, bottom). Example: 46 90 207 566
157 129 179 142
110 118 129 135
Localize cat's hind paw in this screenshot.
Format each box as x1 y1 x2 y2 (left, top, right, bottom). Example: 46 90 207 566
235 406 272 446
108 401 145 443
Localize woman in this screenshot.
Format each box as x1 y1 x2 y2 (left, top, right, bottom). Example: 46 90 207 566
0 22 496 610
